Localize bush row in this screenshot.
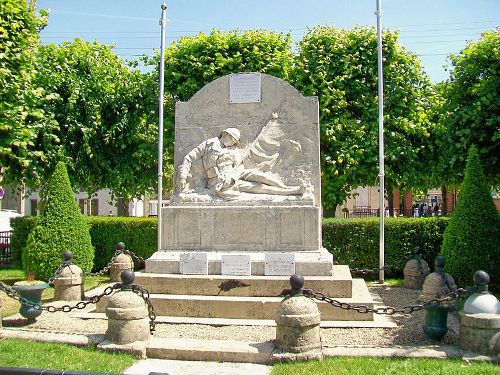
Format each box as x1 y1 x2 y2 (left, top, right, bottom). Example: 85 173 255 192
323 217 450 277
11 216 450 276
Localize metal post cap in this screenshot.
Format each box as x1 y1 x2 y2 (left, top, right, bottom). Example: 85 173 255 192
473 270 490 286
434 255 445 270
116 242 125 251
63 251 73 262
290 274 305 290
121 269 135 285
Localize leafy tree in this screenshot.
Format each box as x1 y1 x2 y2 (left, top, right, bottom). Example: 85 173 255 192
23 162 94 280
0 0 55 187
29 40 164 200
440 146 499 290
154 29 294 102
437 30 500 187
292 26 436 210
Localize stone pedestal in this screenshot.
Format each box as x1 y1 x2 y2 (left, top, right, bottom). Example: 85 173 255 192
275 276 321 354
106 289 150 344
403 257 430 289
459 311 500 356
53 264 84 301
110 253 134 282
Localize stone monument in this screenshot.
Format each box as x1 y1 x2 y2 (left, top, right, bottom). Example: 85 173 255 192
146 73 333 276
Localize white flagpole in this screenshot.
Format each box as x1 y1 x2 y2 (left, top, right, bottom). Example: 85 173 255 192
157 1 167 252
376 0 385 283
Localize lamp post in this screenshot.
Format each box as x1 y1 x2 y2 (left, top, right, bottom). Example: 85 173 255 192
375 0 385 283
157 1 167 252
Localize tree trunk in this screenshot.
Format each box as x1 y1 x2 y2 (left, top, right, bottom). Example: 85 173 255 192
441 185 448 216
117 198 130 217
387 187 394 217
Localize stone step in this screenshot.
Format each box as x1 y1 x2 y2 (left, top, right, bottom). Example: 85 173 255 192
96 279 374 321
134 265 352 297
144 337 275 364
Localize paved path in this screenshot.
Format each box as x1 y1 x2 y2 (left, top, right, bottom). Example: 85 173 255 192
122 359 271 375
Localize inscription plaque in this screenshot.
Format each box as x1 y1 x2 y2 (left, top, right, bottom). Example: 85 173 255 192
221 254 252 276
180 252 208 275
229 73 261 103
264 252 296 276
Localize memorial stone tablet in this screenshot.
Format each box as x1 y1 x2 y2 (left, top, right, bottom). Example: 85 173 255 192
264 252 296 276
229 73 261 103
221 254 252 276
180 252 208 275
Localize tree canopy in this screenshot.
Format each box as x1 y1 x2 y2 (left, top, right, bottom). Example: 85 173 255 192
436 30 500 187
292 26 436 209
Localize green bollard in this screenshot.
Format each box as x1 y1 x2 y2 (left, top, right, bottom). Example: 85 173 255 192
420 256 457 341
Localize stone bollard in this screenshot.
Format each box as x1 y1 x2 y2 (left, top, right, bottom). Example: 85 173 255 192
109 242 133 282
106 270 150 344
53 251 84 301
275 274 321 359
419 255 457 341
403 246 430 289
459 271 500 356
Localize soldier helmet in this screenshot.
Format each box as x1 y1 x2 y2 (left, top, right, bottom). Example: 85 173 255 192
221 128 240 143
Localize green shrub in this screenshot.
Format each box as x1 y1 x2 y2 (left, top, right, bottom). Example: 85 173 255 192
87 216 157 270
323 217 450 276
9 216 37 266
441 146 500 290
23 162 95 280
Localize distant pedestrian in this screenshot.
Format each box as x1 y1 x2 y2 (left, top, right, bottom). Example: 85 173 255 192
433 204 439 216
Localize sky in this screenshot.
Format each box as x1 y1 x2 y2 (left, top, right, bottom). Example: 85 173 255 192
36 0 499 83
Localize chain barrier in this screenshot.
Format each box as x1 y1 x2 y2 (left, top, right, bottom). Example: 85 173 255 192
85 249 122 277
301 287 469 315
122 249 146 269
132 284 157 333
47 262 72 285
0 280 119 313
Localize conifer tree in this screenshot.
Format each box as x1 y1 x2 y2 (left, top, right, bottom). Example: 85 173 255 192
23 162 94 280
440 146 499 289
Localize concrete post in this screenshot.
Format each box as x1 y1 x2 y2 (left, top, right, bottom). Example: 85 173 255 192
109 242 133 282
106 270 150 344
459 271 500 356
53 251 84 301
275 274 321 358
403 247 430 289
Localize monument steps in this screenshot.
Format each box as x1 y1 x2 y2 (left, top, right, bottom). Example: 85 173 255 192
133 265 352 297
94 279 374 321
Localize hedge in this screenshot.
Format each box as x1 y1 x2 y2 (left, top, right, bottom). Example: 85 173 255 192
10 216 450 276
323 217 450 277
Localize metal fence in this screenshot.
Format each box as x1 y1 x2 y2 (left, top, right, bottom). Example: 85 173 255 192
0 231 13 268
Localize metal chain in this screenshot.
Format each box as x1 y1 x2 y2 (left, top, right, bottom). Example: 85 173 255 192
132 284 157 333
86 249 146 277
48 262 72 285
86 250 122 276
0 280 119 313
349 265 396 277
302 287 469 315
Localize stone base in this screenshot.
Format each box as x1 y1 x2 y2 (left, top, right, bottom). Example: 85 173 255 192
145 248 333 276
459 311 500 356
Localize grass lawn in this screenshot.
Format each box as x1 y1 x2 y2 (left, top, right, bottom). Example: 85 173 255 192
0 339 135 373
271 357 500 375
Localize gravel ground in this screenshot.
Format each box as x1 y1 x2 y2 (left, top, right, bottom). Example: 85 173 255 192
1 285 459 347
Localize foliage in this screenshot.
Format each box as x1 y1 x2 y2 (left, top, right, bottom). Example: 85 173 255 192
0 0 55 187
0 339 135 373
9 216 37 267
22 162 94 280
323 217 450 276
24 40 165 199
153 29 294 102
88 216 157 271
292 26 436 209
271 356 500 375
437 30 500 186
440 146 500 289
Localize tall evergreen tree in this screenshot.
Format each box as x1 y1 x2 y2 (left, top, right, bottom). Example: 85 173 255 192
440 146 499 290
23 162 94 280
